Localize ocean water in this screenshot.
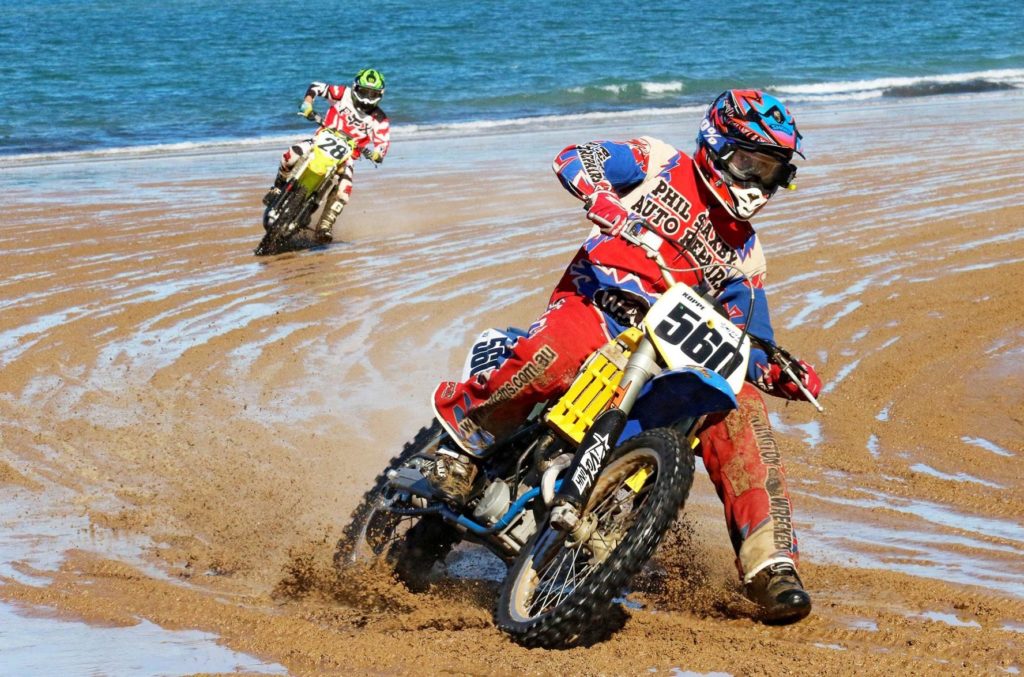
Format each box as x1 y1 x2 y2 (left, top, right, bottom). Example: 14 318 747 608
1 0 1023 157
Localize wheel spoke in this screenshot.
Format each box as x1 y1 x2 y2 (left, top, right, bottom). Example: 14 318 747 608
358 510 422 559
517 453 666 619
555 546 581 606
589 463 655 518
533 544 572 614
555 547 577 606
529 533 605 615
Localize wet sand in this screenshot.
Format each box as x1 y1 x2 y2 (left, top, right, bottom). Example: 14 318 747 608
1 91 1022 675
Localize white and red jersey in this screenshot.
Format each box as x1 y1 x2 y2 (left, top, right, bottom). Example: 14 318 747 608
306 82 391 159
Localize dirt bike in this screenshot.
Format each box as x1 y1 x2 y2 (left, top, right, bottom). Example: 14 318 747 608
337 220 817 647
254 111 364 256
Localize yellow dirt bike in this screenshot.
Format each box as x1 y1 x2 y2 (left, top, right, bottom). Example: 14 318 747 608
255 112 358 256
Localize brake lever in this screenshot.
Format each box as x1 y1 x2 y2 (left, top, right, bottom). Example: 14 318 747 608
619 216 648 246
756 340 824 412
296 111 323 125
360 146 381 167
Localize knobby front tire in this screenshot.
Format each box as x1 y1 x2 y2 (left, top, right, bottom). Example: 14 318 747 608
495 428 695 648
255 186 308 256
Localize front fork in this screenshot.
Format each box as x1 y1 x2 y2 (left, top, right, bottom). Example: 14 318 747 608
551 337 660 519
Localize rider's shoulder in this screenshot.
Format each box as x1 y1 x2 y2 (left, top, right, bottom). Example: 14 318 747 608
629 136 691 172
633 136 688 156
318 83 347 100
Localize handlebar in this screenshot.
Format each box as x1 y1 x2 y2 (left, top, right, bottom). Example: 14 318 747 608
298 109 380 165
299 109 385 165
618 217 824 412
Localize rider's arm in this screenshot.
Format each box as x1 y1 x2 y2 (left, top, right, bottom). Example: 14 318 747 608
552 140 649 201
300 82 332 118
369 113 391 161
716 270 777 387
719 276 774 342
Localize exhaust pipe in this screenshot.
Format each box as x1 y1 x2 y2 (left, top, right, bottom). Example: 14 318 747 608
541 454 573 506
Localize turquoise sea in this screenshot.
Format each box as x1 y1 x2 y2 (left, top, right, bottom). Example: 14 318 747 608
1 0 1023 157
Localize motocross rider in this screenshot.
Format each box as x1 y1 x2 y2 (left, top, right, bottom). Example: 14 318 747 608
429 90 823 624
263 68 391 242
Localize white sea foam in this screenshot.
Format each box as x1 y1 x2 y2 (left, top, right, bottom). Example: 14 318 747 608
568 80 684 96
782 90 885 103
641 81 685 95
772 68 1024 96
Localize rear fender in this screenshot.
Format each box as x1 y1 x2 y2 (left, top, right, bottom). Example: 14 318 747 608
618 366 738 443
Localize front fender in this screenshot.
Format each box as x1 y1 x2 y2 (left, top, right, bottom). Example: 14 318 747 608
618 366 738 442
296 146 340 194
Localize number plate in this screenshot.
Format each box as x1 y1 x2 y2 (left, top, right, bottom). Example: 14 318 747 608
643 284 750 393
313 128 352 161
461 328 516 381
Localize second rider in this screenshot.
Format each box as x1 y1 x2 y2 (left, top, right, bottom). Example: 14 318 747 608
264 69 391 242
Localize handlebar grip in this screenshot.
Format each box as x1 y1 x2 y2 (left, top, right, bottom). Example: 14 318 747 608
752 338 825 413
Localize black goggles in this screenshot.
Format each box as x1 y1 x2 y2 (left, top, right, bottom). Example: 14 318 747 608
354 85 383 103
722 146 797 189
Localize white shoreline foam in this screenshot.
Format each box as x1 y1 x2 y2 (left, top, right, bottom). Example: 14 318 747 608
771 68 1024 95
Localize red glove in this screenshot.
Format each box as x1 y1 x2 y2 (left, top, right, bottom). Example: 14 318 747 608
768 360 822 401
585 190 631 236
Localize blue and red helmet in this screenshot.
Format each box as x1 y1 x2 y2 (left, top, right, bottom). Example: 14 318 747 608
694 90 804 220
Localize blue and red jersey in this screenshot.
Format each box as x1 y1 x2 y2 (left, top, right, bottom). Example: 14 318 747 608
552 137 779 385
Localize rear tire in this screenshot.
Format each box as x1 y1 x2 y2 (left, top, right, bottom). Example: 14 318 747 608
335 422 461 591
495 428 695 648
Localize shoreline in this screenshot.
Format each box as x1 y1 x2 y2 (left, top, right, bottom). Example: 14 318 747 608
3 88 1023 172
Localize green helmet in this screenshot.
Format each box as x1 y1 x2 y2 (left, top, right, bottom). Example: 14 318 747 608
353 68 385 110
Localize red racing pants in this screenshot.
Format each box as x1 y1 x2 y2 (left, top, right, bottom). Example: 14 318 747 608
695 382 800 579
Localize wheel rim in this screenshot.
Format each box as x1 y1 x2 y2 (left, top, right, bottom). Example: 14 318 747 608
508 446 662 621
